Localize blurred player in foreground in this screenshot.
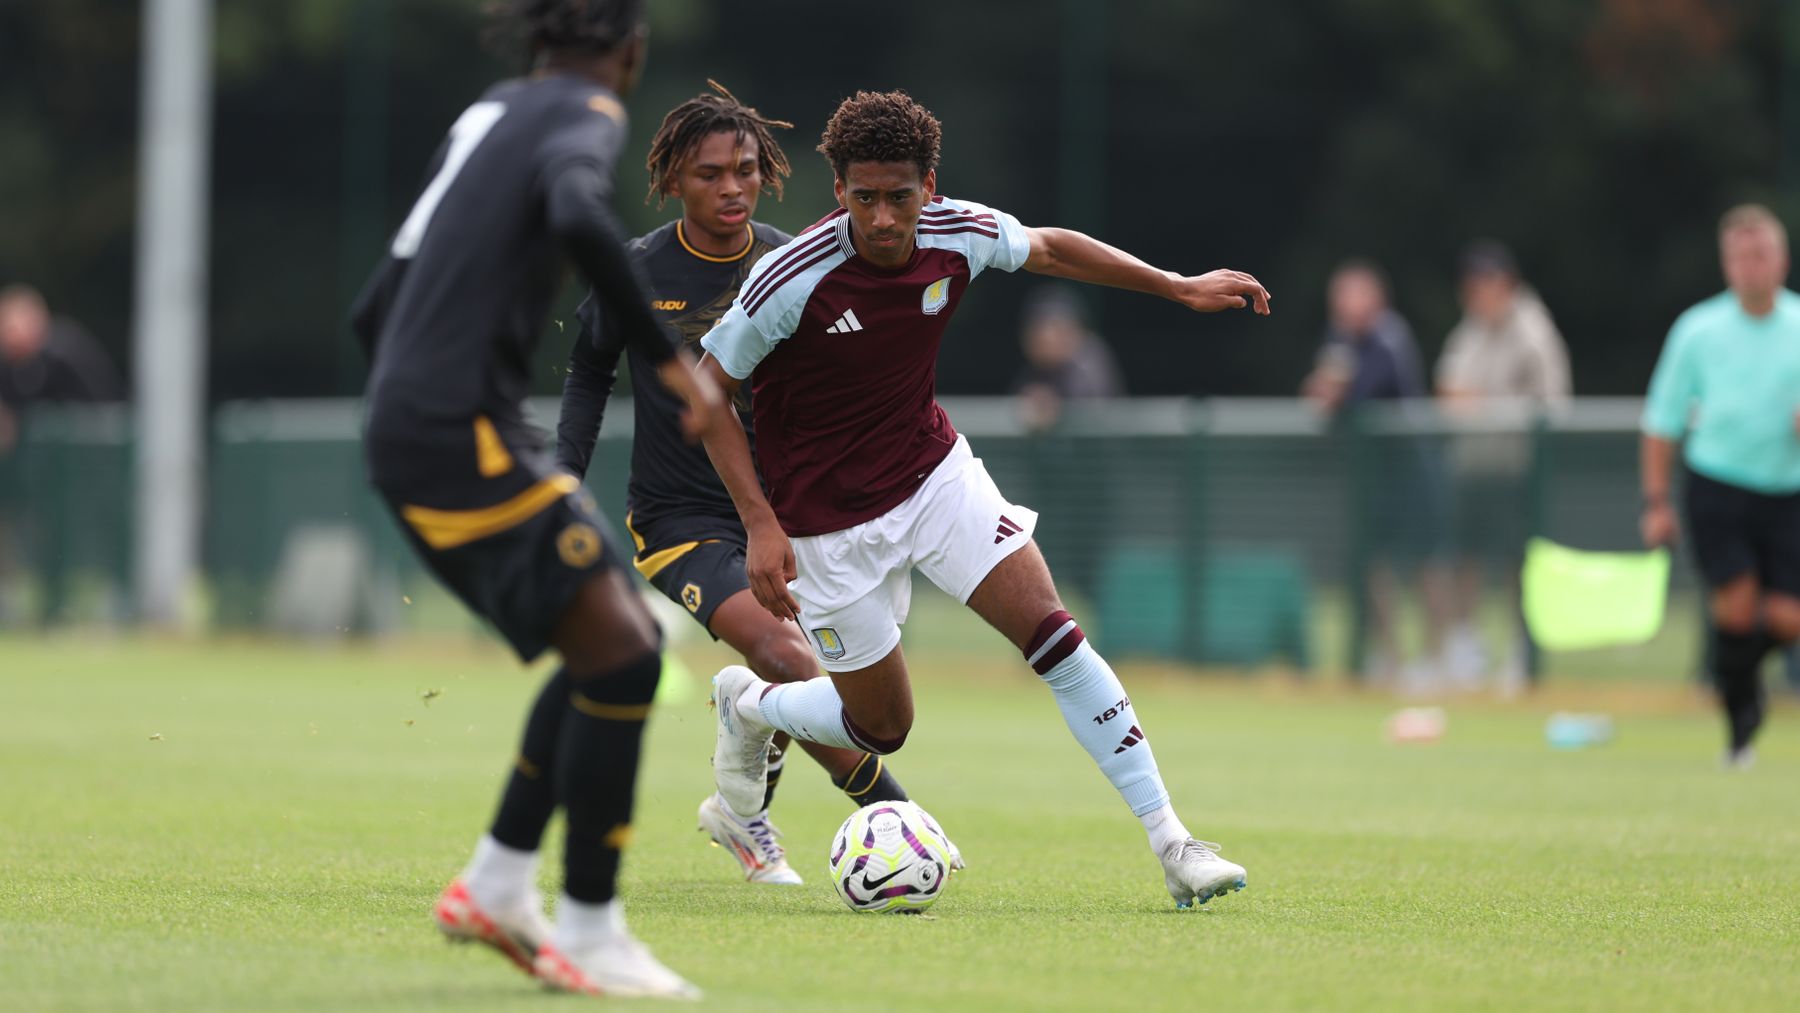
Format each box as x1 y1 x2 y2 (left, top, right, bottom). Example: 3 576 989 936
696 90 1269 908
555 82 928 886
1641 203 1800 769
351 0 720 998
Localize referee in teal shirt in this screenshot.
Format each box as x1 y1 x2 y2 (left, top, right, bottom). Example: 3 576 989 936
1641 203 1800 767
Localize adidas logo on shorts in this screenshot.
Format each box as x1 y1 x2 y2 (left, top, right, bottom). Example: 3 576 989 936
994 515 1024 544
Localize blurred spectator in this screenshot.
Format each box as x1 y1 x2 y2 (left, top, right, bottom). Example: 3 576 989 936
1302 260 1451 687
1303 261 1425 411
0 284 122 436
0 284 120 622
1434 241 1571 691
1013 286 1123 432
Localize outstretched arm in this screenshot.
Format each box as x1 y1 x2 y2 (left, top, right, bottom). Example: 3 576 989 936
694 351 800 622
1022 227 1271 315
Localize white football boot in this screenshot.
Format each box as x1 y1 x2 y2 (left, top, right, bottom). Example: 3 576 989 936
1159 838 1247 908
696 792 803 885
534 935 702 1000
710 666 774 818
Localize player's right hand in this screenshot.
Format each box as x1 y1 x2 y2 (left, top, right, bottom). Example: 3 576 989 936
657 347 727 443
747 520 801 622
1172 269 1272 315
1640 502 1679 548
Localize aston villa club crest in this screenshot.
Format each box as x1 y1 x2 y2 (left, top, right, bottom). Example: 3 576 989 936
921 276 951 316
812 627 846 661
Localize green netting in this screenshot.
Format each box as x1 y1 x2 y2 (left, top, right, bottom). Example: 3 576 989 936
0 399 1690 674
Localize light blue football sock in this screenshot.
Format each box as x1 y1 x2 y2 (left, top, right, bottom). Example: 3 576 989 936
1034 632 1171 819
753 678 860 751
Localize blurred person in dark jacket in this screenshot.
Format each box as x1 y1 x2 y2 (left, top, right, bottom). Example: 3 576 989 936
1303 261 1426 411
1013 285 1123 432
0 284 121 621
0 284 123 449
1303 260 1450 688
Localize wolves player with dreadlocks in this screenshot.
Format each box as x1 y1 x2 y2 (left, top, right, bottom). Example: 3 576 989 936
351 0 721 998
557 82 952 886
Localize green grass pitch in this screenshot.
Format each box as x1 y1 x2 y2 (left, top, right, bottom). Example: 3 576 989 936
2 633 1796 1011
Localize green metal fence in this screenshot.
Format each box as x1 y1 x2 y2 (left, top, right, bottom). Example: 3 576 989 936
0 405 133 625
0 398 1684 674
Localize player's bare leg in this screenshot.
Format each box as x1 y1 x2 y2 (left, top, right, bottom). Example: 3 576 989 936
710 642 967 859
826 647 917 748
699 591 916 883
1764 593 1800 643
710 591 901 787
965 541 1247 908
712 646 909 804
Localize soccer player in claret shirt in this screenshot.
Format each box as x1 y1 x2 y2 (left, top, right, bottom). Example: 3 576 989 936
556 82 942 885
351 0 721 997
694 90 1271 908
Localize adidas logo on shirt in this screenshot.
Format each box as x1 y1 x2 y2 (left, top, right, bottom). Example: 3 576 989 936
824 308 864 334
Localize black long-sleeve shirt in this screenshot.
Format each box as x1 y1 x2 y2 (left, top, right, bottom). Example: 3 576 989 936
557 219 788 540
352 73 677 486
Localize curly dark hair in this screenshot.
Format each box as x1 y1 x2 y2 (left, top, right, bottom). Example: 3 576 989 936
488 0 645 58
816 89 942 180
644 80 794 206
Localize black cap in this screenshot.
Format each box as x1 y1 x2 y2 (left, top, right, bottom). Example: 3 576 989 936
1023 285 1087 328
1459 239 1518 280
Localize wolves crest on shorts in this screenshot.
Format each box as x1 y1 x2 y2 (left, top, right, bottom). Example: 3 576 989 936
557 523 602 568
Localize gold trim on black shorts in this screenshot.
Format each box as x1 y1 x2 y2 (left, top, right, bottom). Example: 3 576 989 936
401 473 581 550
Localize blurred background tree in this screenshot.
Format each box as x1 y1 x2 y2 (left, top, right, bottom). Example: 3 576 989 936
0 0 1792 401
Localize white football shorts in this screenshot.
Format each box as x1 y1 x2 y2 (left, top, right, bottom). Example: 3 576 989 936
789 435 1038 672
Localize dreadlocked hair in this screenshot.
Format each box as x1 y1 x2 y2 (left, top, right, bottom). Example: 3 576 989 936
487 0 644 61
817 89 941 180
644 80 794 207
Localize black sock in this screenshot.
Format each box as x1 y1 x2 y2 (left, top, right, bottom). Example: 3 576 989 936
1714 629 1771 752
832 753 910 807
489 667 570 851
760 743 787 811
555 652 661 904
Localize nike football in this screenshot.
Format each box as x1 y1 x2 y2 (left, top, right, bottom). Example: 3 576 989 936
827 801 953 913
